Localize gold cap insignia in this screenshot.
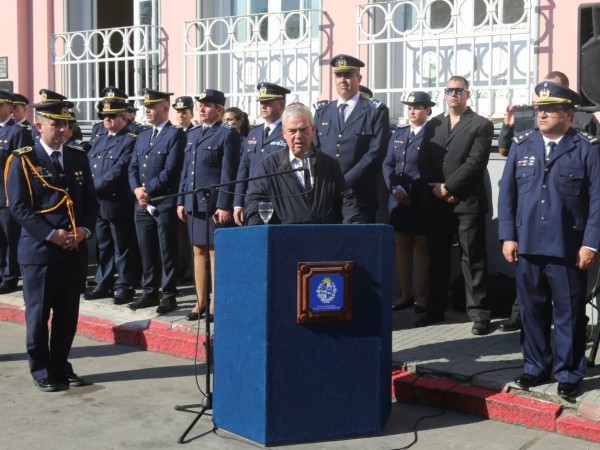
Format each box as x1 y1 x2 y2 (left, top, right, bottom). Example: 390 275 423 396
41 92 47 102
199 92 207 100
107 89 115 98
260 86 267 96
144 93 150 102
176 100 184 108
62 106 70 116
407 93 415 103
337 57 347 68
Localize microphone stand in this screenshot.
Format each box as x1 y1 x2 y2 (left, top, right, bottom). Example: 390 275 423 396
150 165 308 444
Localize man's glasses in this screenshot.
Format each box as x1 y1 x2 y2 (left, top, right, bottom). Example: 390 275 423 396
444 88 467 96
535 105 566 116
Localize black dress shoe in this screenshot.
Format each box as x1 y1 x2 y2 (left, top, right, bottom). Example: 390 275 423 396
83 287 113 301
156 296 177 314
471 320 491 336
63 373 85 387
498 316 522 332
392 298 413 311
0 281 18 294
113 291 134 305
415 314 444 328
513 373 549 390
557 381 580 399
34 377 58 392
186 307 206 321
128 292 159 310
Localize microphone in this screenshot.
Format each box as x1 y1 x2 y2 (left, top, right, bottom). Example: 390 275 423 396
304 151 314 190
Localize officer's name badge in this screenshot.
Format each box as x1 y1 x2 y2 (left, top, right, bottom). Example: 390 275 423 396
247 138 257 145
394 139 405 144
321 121 329 126
272 140 286 147
517 156 535 167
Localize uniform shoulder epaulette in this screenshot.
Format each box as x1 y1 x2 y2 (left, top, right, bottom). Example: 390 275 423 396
369 98 385 109
577 129 599 144
66 142 86 152
128 132 138 138
512 129 535 145
313 100 330 110
221 123 235 130
12 146 33 157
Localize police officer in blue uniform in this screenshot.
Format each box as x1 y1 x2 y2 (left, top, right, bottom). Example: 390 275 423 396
383 92 434 313
90 86 142 147
172 95 197 132
30 89 69 144
498 81 600 400
233 82 289 226
128 88 186 314
85 99 140 304
11 93 32 128
177 89 241 321
313 54 390 222
0 90 34 294
7 98 98 391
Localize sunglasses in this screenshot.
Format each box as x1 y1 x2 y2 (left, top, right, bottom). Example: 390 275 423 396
444 88 467 96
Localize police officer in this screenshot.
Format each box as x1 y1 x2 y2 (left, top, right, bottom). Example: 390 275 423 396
31 89 70 143
233 82 289 226
85 100 140 304
498 81 600 400
313 54 390 222
172 96 197 132
90 86 141 147
11 93 32 128
0 90 34 294
7 97 98 391
128 88 186 314
383 92 434 313
177 89 241 321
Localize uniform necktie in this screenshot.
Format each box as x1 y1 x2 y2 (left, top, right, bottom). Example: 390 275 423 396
263 125 271 142
547 141 556 161
338 103 348 127
150 127 158 143
408 130 415 143
51 151 64 174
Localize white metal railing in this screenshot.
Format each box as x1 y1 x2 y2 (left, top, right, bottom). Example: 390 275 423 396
50 25 162 125
183 9 323 123
357 0 538 123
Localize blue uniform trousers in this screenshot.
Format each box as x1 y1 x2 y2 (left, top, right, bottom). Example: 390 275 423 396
23 261 85 380
516 255 587 383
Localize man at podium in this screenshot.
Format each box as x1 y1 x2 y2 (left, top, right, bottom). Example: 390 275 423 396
245 103 364 225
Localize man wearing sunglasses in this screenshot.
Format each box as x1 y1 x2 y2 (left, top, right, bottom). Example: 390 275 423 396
417 76 494 335
85 100 140 305
498 81 600 400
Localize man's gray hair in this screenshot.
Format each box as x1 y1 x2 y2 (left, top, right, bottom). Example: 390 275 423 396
282 103 314 128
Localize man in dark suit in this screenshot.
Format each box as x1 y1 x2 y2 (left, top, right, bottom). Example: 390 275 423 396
245 103 364 225
7 98 98 391
128 88 186 314
84 99 140 304
0 90 34 294
313 54 389 222
417 76 494 335
498 81 600 399
233 82 289 226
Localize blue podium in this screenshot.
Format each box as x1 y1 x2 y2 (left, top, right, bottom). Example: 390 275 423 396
213 224 393 446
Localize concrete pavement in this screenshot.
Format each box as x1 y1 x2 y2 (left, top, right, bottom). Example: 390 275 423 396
1 282 600 445
1 320 597 450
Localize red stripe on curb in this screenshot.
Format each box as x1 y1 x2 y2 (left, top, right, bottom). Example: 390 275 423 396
486 392 561 431
556 411 600 443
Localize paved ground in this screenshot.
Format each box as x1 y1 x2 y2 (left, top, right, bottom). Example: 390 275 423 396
1 281 600 445
1 320 596 450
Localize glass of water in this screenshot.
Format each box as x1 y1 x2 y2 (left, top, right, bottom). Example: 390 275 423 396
258 201 274 224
